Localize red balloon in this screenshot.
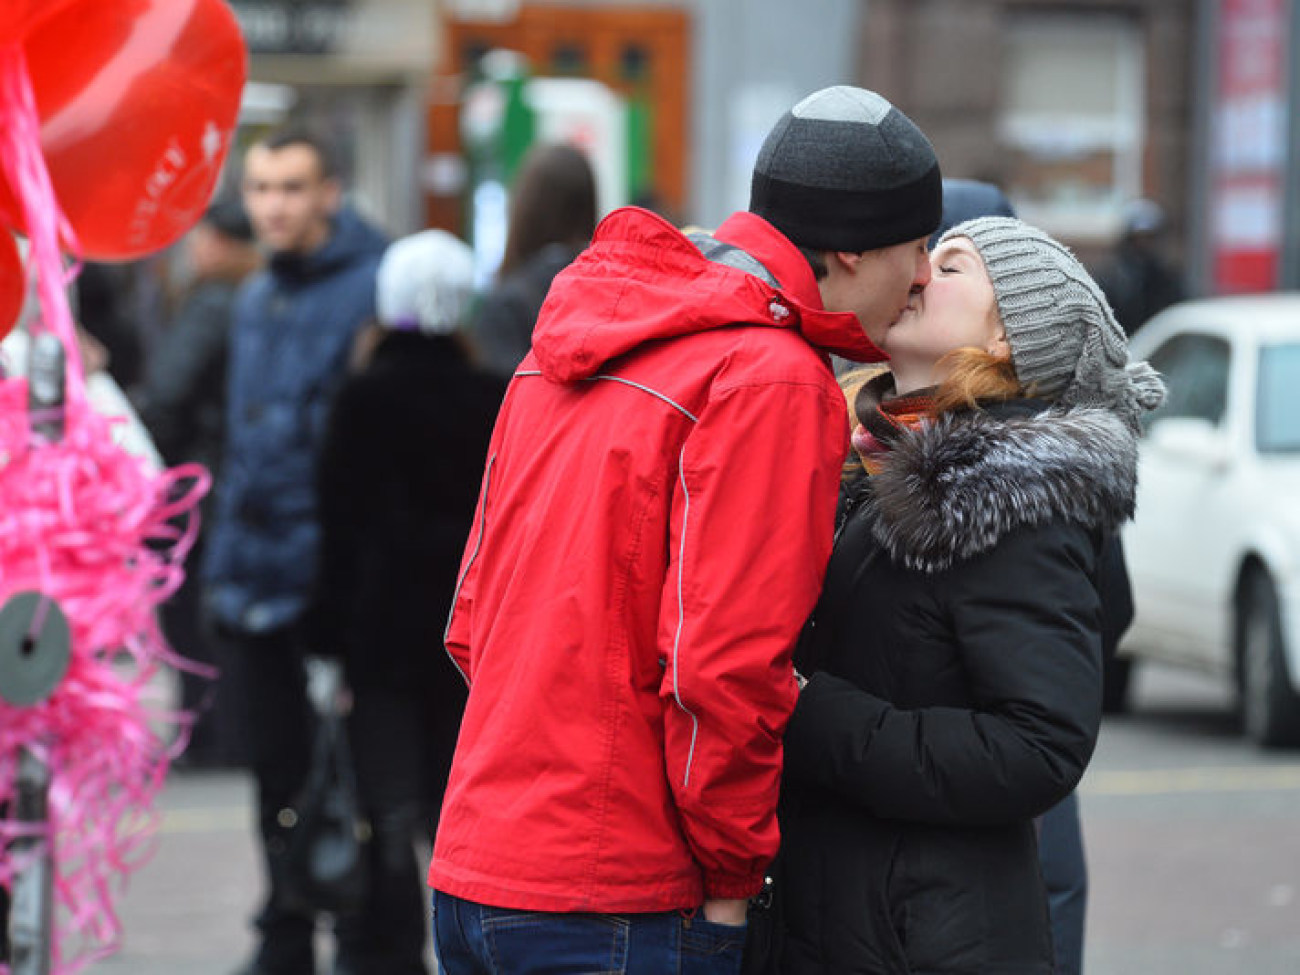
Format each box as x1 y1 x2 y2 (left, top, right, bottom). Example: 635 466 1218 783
0 0 247 260
0 231 23 343
0 1 79 43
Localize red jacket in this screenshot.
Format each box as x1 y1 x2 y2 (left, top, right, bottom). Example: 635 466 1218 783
428 208 883 912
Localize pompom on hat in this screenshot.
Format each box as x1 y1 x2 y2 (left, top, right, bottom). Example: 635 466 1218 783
939 216 1166 429
375 229 475 336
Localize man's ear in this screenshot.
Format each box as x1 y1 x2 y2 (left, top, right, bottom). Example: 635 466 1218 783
986 331 1011 356
322 176 344 214
830 251 863 276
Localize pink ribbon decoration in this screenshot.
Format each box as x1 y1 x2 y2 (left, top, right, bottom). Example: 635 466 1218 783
0 43 212 975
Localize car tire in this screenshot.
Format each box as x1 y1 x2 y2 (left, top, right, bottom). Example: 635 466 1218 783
1101 654 1134 714
1238 573 1300 748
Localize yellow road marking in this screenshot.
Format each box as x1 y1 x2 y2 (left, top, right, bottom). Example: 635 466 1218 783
1081 765 1300 796
158 806 249 833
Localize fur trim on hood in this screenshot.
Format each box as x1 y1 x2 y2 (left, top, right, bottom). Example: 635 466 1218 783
865 404 1139 573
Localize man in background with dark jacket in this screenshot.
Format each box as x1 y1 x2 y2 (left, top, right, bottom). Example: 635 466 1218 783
202 128 387 975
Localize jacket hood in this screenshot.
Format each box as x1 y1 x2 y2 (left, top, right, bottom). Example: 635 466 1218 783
531 207 881 382
269 207 388 281
865 402 1139 572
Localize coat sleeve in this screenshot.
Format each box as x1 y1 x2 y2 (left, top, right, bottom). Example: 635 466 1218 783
785 521 1104 826
659 377 847 899
134 288 229 463
442 414 506 685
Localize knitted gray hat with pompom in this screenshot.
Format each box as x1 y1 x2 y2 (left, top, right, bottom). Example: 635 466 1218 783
939 216 1166 429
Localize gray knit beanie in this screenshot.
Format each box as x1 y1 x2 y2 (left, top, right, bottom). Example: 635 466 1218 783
939 216 1166 429
749 86 942 253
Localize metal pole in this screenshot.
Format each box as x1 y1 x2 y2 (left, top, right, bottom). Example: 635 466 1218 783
5 330 67 975
8 749 52 975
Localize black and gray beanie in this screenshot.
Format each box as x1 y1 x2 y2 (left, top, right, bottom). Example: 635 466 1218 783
749 86 942 253
940 216 1166 430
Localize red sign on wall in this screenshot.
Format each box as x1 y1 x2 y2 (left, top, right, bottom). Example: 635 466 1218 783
1210 0 1290 293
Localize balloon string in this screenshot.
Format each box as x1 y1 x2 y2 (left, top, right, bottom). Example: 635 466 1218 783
0 43 83 396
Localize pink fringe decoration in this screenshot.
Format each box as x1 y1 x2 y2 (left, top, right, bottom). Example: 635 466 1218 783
0 43 211 974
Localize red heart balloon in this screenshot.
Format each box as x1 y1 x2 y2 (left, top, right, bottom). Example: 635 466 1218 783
0 231 23 343
0 2 79 43
0 0 247 260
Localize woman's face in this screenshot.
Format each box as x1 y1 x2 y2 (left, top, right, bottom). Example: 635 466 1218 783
881 236 1006 380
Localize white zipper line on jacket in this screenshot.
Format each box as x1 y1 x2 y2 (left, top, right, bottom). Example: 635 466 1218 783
672 442 700 788
515 370 700 423
443 452 495 684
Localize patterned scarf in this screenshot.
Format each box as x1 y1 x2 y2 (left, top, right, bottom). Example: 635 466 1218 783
851 372 937 475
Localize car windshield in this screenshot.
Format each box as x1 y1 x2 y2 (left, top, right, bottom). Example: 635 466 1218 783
1257 343 1300 453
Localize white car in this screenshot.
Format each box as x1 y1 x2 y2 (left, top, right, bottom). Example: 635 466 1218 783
1117 294 1300 747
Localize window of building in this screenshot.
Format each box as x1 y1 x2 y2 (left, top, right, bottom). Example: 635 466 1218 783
999 12 1144 242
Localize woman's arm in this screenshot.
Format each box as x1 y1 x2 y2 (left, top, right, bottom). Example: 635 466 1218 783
785 521 1103 826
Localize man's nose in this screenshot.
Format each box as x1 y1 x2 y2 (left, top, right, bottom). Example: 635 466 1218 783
912 252 932 290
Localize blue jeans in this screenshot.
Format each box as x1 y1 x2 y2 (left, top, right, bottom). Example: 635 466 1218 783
432 890 747 975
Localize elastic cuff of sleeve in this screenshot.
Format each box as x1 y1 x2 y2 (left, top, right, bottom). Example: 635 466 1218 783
704 871 766 901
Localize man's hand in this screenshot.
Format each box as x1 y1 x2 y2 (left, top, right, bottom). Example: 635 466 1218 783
702 897 748 926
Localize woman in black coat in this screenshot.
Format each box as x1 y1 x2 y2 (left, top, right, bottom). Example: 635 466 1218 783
777 217 1165 974
303 230 505 975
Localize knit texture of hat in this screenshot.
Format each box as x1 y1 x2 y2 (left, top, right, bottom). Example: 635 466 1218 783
376 229 475 336
940 216 1166 429
749 86 942 253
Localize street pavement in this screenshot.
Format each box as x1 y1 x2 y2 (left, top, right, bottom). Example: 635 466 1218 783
1080 663 1300 974
88 770 261 975
68 661 1300 974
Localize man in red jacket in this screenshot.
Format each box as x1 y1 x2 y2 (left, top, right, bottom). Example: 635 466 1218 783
430 85 942 974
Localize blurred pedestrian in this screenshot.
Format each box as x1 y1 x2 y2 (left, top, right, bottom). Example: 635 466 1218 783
134 199 262 766
301 229 504 975
429 85 941 974
778 217 1165 974
1093 198 1185 337
202 127 387 975
73 261 146 391
468 142 596 377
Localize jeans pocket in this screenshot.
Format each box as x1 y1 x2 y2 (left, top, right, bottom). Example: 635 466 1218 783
483 910 630 974
682 917 748 975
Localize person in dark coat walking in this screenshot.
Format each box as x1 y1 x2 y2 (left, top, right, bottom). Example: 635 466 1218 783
301 229 504 975
468 143 596 378
201 128 388 975
1092 198 1185 338
777 217 1165 974
134 199 262 766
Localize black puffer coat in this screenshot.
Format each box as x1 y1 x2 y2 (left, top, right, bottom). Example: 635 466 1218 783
779 399 1139 975
302 332 505 694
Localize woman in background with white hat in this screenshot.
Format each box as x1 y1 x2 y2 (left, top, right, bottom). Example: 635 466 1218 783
303 230 505 975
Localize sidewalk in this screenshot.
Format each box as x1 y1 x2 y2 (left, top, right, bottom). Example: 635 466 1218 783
89 769 260 975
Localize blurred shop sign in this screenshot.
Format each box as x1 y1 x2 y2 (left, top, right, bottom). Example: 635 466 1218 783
230 0 352 54
443 0 521 23
231 0 435 74
1209 0 1289 292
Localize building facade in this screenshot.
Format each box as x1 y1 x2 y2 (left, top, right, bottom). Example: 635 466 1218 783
858 0 1198 273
